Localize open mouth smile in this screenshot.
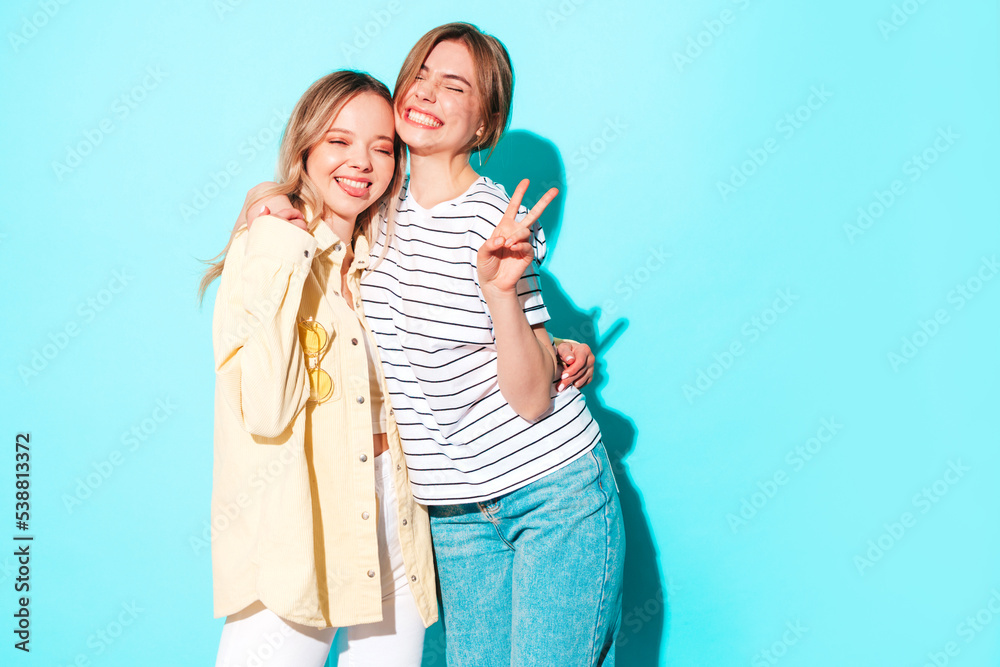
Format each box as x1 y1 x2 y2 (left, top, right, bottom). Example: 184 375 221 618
405 108 443 129
335 177 371 197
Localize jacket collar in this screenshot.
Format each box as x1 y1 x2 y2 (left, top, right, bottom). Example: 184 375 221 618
304 204 371 271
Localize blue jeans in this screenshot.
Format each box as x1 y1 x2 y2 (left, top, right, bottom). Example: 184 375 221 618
427 443 625 666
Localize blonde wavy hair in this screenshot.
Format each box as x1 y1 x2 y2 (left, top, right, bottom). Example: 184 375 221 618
197 70 406 304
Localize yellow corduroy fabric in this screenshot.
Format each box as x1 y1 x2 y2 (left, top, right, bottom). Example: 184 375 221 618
210 213 437 629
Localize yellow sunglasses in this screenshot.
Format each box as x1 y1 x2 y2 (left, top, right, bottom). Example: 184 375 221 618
298 317 333 403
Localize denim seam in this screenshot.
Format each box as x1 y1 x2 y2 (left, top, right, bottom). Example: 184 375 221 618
479 502 516 551
588 448 614 666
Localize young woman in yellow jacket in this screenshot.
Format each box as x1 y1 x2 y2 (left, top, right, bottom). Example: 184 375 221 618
198 70 438 666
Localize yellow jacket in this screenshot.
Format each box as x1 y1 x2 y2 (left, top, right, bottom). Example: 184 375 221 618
210 213 437 629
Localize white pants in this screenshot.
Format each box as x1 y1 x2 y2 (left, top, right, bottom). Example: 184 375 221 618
215 451 425 667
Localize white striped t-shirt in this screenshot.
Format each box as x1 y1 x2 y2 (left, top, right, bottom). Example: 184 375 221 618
359 176 601 505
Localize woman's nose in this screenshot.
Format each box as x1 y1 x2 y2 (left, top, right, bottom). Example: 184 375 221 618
415 77 435 102
348 146 373 171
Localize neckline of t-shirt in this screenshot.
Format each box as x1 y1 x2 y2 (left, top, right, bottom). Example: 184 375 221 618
404 175 487 215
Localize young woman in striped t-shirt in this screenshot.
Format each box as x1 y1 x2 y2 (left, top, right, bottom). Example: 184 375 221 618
244 22 622 666
373 24 625 665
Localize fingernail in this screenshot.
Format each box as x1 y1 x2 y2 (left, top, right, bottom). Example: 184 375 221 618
557 383 564 391
565 356 575 363
561 372 569 379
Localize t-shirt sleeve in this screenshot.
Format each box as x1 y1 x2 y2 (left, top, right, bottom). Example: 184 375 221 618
472 198 551 327
515 207 550 326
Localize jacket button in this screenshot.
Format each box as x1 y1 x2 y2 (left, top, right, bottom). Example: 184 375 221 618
411 575 418 582
401 519 407 526
367 569 375 578
334 243 343 252
352 338 358 345
359 454 368 462
357 396 365 404
362 511 370 520
304 250 309 257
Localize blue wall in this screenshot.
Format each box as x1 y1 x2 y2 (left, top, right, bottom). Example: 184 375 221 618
2 1 998 665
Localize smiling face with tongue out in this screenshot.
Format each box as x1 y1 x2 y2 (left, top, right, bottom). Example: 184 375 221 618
304 91 397 227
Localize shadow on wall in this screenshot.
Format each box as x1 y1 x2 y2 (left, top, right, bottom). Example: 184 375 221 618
414 130 667 667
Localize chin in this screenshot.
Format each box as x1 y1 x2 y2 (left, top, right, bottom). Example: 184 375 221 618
320 198 364 219
396 128 437 152
405 139 444 157
396 131 424 151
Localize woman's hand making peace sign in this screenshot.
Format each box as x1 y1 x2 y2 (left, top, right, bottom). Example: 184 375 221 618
477 179 558 296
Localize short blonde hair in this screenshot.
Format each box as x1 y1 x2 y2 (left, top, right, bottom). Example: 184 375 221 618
197 70 405 303
393 22 514 161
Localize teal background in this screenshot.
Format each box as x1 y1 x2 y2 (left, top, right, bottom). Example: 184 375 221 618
2 0 998 665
